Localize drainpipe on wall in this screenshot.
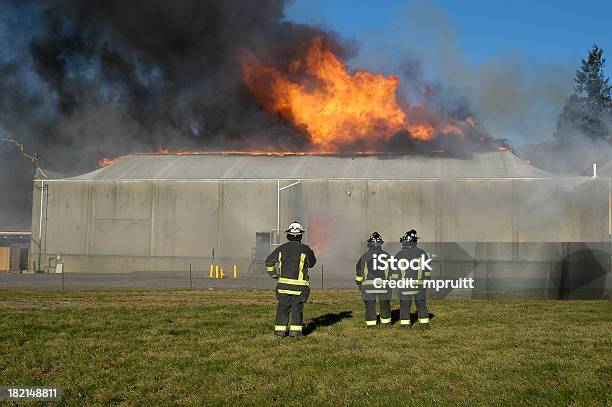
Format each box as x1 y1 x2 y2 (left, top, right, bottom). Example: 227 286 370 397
37 180 44 271
276 179 301 241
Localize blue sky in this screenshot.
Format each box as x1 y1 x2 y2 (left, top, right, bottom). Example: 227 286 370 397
285 0 612 145
285 0 612 68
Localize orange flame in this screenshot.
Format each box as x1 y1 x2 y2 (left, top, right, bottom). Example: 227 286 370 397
242 36 467 151
97 148 386 167
99 157 122 167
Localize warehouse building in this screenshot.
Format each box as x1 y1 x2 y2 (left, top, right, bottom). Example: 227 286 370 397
31 151 611 297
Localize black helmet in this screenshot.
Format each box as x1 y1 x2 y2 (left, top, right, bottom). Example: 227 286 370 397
400 229 419 244
367 232 384 247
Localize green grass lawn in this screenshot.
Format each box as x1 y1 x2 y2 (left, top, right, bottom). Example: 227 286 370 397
0 290 610 406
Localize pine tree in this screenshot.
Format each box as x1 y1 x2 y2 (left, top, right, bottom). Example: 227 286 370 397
574 44 612 109
556 44 612 143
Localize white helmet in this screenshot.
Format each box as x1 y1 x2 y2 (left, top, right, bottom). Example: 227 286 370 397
286 222 305 236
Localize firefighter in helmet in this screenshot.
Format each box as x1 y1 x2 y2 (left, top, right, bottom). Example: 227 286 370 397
265 222 317 337
395 229 431 328
355 232 392 327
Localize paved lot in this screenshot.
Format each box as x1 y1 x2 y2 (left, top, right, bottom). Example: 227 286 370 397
0 271 352 290
2 271 608 300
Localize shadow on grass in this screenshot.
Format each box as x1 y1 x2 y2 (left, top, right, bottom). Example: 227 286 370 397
391 309 434 325
304 311 353 336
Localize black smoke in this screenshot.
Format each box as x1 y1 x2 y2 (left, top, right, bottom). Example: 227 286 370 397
9 0 351 151
0 0 351 227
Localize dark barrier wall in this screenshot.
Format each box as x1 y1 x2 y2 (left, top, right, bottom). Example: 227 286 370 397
417 242 611 300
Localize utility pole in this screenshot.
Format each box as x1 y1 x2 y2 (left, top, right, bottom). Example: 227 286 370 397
0 139 44 175
1 139 46 271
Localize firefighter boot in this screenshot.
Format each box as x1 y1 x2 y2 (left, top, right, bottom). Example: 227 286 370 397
288 327 303 337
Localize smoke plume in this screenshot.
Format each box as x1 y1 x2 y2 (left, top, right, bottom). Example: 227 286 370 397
0 0 341 226
345 0 576 147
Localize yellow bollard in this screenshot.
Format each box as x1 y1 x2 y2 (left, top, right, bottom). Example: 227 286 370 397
209 264 213 279
215 265 219 279
233 264 237 279
221 268 225 279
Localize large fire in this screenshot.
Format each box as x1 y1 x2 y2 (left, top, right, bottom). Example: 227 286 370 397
242 36 473 151
98 36 511 168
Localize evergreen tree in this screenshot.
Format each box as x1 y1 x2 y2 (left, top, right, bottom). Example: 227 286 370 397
574 44 612 108
556 44 612 143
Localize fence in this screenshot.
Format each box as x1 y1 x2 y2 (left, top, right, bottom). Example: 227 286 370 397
3 242 610 299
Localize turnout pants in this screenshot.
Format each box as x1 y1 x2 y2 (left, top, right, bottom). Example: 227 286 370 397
398 288 429 326
274 287 310 335
361 287 391 326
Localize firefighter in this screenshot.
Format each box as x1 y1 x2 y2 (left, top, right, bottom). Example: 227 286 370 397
355 232 391 328
395 229 431 328
265 222 317 337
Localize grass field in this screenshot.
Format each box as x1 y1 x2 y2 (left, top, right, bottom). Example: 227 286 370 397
0 290 610 406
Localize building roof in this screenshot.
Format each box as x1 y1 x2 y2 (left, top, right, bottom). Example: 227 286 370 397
598 159 612 178
63 151 553 181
